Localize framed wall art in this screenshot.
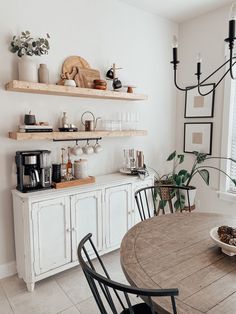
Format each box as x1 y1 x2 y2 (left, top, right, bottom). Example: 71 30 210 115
184 83 215 118
184 122 213 155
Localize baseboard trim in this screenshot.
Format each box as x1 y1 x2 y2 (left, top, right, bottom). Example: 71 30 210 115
0 261 16 279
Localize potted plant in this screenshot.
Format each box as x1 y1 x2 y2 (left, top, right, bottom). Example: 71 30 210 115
167 151 236 210
149 152 184 208
10 30 50 82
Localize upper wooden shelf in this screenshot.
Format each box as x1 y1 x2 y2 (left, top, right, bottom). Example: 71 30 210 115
5 80 148 101
9 130 148 141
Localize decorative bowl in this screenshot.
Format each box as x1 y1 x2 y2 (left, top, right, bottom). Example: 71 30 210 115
210 227 236 256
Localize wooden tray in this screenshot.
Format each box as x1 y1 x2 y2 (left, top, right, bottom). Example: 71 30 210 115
53 176 95 189
78 68 100 88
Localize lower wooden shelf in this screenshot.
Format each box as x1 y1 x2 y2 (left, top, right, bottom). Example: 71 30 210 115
9 130 147 140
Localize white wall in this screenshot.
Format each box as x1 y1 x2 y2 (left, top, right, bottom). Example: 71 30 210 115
176 5 236 214
0 0 177 268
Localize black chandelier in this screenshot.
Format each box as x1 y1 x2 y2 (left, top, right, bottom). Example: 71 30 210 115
171 3 236 96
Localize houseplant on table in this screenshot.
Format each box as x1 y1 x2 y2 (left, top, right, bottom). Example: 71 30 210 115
10 30 50 82
165 151 236 210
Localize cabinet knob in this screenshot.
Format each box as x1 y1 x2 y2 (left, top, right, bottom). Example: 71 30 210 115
66 228 71 232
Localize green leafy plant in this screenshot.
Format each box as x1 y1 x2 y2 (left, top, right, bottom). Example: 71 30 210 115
157 151 236 211
168 151 236 187
10 31 50 57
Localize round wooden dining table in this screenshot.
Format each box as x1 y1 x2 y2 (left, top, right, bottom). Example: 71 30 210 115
120 212 236 314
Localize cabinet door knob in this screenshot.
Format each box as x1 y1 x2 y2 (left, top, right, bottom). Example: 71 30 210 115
66 228 71 232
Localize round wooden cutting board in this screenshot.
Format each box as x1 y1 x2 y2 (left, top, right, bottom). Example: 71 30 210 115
62 56 91 74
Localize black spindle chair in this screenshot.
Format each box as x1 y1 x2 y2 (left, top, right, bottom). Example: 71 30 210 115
135 185 193 221
135 186 158 220
77 233 179 314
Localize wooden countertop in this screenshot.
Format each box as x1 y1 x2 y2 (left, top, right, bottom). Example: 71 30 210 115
120 212 236 314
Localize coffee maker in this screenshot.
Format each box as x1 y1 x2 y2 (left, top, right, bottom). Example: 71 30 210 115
15 150 52 192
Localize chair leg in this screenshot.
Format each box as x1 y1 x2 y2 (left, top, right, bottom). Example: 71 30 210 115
156 203 161 215
162 205 165 215
168 200 174 213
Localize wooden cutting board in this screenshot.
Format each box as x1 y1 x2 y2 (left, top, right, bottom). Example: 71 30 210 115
62 56 91 74
77 68 101 88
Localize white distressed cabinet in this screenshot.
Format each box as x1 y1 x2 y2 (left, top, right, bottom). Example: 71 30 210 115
12 173 153 291
105 184 132 250
32 197 71 276
70 190 103 259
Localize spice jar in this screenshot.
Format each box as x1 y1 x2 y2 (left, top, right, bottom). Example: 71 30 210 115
74 159 88 179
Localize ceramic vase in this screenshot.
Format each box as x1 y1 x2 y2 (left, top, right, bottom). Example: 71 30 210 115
18 56 38 82
38 64 49 83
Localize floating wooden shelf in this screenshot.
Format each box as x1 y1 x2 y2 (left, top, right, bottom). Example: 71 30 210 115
9 130 148 141
5 80 148 101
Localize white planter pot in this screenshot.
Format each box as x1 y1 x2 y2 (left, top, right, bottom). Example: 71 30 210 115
180 186 196 209
18 56 38 82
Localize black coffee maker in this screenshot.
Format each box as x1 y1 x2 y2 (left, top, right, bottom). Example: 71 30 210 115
15 150 52 193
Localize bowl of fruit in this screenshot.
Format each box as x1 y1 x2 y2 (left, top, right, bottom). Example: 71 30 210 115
210 225 236 256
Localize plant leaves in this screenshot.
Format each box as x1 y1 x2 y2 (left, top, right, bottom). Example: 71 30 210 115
159 200 167 209
196 152 208 163
198 169 210 185
177 154 184 164
178 169 188 176
175 175 183 186
167 151 176 161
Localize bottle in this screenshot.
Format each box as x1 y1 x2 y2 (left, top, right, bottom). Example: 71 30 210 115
60 148 67 179
62 112 69 128
66 147 73 177
38 64 49 84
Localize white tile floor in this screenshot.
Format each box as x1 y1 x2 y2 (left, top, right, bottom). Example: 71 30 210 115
0 250 127 314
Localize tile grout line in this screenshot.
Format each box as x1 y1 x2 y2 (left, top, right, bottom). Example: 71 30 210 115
0 279 16 314
55 276 81 307
56 304 82 314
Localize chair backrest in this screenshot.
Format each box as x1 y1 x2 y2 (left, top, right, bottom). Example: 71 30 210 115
135 185 157 221
135 185 193 220
77 233 179 314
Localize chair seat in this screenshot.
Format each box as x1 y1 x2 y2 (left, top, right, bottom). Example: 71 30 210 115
120 302 156 314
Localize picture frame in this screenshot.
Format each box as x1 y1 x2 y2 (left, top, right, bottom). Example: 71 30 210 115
184 122 213 155
184 83 215 118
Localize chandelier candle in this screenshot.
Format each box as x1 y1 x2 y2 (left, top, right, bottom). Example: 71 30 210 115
196 53 202 80
229 3 236 41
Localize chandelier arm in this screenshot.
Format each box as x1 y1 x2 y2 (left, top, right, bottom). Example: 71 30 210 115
174 70 195 91
173 58 236 94
197 66 232 96
199 58 231 85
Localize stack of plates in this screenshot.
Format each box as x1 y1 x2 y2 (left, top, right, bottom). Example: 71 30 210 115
19 125 53 133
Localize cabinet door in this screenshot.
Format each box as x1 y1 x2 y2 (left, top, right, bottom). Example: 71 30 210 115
32 197 71 275
105 184 132 250
133 178 154 225
71 190 102 261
